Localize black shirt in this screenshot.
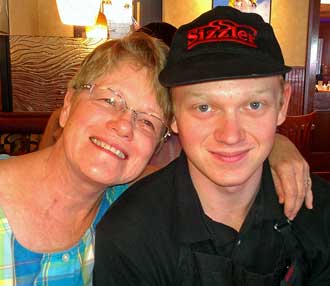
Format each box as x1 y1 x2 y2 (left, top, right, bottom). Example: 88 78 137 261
94 152 330 286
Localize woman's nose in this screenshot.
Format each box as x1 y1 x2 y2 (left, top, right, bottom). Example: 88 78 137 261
106 111 134 140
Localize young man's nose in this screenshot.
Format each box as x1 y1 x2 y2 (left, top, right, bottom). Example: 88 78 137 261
214 113 245 145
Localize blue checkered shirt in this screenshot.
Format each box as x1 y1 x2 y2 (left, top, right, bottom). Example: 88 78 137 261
0 184 128 286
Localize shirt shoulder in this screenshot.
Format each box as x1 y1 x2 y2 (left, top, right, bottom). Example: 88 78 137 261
93 184 129 227
309 174 330 211
95 159 179 262
94 162 180 285
293 175 330 255
98 159 177 233
0 154 10 160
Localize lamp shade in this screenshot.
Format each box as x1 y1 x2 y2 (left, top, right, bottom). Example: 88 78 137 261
86 11 108 38
56 0 102 26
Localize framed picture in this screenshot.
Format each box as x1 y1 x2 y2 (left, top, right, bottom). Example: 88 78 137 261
212 0 271 23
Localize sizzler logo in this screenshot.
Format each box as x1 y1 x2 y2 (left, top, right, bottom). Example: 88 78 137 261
187 19 258 50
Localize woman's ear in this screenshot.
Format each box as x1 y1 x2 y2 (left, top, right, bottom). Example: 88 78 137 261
277 82 291 126
170 116 178 134
59 88 75 128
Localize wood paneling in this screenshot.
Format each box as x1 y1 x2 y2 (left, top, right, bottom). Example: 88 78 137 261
304 0 320 114
320 4 330 19
9 36 105 112
314 92 330 110
310 111 330 178
311 111 330 151
319 22 330 84
286 66 305 115
0 35 12 111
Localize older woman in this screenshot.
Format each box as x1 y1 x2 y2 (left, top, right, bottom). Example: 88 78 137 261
0 32 171 286
0 32 310 286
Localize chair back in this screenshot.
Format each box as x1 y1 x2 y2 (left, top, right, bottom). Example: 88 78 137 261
277 111 316 160
0 112 50 155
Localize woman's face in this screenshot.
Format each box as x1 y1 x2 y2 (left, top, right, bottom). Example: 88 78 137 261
59 59 165 186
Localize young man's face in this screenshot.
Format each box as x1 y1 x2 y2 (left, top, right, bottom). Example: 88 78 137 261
171 76 291 191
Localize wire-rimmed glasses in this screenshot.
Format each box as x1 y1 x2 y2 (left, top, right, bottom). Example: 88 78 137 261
80 84 171 142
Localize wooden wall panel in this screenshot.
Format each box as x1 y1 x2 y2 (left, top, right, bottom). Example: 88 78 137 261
310 110 330 179
0 79 2 110
319 22 330 81
285 66 305 115
9 36 105 112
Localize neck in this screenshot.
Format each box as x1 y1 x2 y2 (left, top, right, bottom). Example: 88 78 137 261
17 147 107 224
189 165 262 231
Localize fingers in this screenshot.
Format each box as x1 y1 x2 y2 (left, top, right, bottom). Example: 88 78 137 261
271 163 298 220
271 168 284 204
282 172 300 221
305 188 314 209
280 161 313 220
304 173 313 209
302 160 313 210
289 163 307 218
270 134 314 220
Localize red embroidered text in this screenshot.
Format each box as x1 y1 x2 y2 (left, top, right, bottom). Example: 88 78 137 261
187 19 258 50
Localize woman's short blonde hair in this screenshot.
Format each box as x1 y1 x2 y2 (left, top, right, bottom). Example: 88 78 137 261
69 32 172 126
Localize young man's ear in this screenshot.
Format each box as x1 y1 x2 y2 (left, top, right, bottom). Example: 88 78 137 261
59 88 75 128
277 82 292 126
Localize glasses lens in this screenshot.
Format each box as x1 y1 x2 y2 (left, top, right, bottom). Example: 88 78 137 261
135 112 164 135
88 85 169 141
92 87 125 111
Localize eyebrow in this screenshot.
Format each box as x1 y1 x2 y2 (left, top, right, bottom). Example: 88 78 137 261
251 87 275 95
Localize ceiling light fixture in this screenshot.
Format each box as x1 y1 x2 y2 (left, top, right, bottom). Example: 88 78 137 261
86 10 108 39
56 0 102 26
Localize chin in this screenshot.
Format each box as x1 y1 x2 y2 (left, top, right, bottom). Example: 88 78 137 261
216 179 249 189
213 171 255 188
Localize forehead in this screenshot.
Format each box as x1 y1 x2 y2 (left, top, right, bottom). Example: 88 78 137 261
93 60 161 113
172 76 282 98
100 59 148 81
95 60 154 94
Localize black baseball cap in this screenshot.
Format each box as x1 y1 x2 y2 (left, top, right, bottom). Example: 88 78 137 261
137 22 177 47
159 6 291 87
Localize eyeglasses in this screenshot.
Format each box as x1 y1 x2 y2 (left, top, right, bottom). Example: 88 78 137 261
80 84 171 142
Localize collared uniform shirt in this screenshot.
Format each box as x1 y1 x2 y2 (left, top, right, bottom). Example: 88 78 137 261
0 184 128 286
94 152 330 286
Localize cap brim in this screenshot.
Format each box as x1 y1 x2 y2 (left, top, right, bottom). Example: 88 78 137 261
159 53 291 87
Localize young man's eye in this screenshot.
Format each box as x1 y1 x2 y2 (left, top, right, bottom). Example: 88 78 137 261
249 101 263 110
197 104 211 112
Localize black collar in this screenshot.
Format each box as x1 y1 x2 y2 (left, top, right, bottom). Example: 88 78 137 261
172 152 286 243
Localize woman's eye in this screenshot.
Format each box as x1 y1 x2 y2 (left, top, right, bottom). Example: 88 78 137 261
249 102 263 110
197 104 211 113
104 97 116 106
141 119 155 131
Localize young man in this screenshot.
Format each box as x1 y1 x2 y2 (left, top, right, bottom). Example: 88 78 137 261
94 6 330 285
